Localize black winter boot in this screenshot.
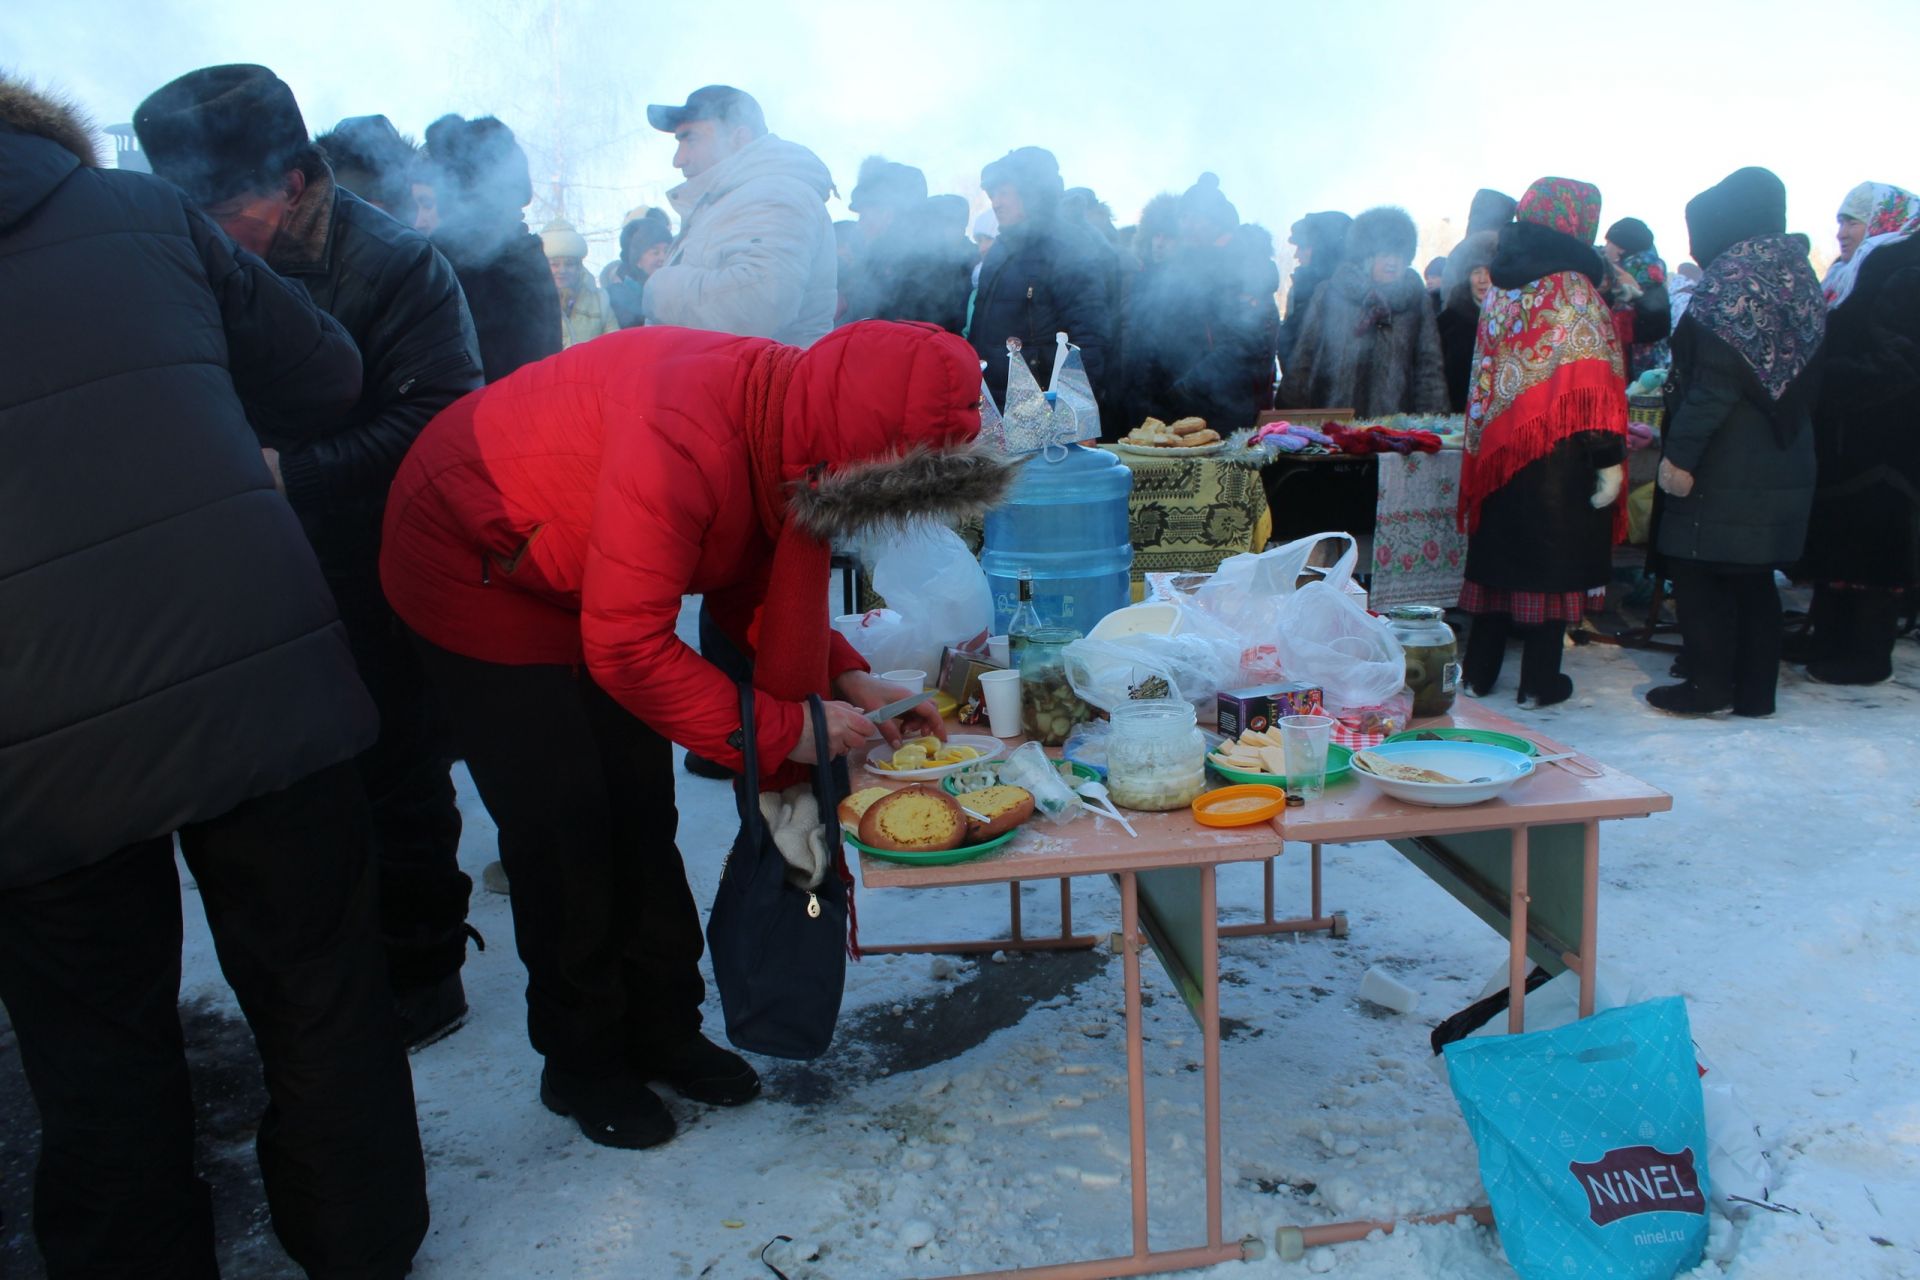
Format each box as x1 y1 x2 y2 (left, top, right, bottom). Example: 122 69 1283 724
634 1032 762 1107
1517 623 1573 708
541 1066 677 1149
1807 590 1899 685
1462 613 1511 697
1782 586 1839 666
1645 682 1732 716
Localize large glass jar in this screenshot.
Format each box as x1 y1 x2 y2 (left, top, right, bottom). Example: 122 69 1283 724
1105 700 1207 812
1019 627 1091 746
1387 605 1460 717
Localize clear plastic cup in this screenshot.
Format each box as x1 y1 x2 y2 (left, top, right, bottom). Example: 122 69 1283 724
1279 714 1336 802
977 669 1023 738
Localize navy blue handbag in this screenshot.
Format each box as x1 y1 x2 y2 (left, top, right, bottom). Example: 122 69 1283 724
705 686 851 1060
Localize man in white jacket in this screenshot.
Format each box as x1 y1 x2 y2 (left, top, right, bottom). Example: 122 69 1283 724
643 86 837 347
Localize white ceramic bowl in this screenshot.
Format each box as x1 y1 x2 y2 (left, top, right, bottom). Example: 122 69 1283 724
1351 741 1535 807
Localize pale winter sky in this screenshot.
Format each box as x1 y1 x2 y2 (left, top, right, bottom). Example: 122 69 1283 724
6 0 1915 275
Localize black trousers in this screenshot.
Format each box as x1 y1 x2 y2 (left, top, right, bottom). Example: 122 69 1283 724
414 640 706 1076
0 764 427 1279
1670 562 1782 713
331 571 468 990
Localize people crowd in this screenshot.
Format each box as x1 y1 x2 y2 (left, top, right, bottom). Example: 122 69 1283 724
1 60 1915 1276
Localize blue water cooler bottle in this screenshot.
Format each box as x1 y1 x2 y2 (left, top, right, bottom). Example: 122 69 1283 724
981 444 1134 634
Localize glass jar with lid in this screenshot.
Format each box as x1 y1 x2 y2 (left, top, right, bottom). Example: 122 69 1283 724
1018 627 1091 746
1105 699 1207 812
1386 605 1460 717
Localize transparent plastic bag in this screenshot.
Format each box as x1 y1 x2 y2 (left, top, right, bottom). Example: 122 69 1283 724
997 742 1084 825
1271 580 1406 715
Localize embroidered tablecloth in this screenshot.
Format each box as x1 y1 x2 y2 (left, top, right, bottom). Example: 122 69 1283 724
1367 450 1467 610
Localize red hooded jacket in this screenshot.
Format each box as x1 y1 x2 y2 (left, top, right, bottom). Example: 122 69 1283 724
380 323 983 773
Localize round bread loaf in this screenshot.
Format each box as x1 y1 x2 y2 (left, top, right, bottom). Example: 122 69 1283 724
959 784 1035 842
857 785 967 852
838 786 893 830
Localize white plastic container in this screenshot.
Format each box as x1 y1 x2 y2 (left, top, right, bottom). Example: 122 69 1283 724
1105 700 1206 812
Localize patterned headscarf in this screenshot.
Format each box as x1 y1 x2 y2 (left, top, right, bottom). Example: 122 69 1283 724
1824 182 1920 307
1516 177 1603 244
1687 234 1826 403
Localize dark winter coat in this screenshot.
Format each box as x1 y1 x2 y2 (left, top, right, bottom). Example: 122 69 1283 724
1122 231 1281 435
1804 232 1920 588
1464 433 1626 593
1656 320 1818 568
1277 261 1447 416
850 204 975 335
1438 290 1481 413
433 224 560 382
0 89 377 886
970 214 1119 416
266 167 483 586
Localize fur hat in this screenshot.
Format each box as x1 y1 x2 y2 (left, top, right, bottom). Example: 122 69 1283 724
424 114 532 217
1289 210 1351 259
540 219 589 261
1178 173 1238 236
980 147 1064 219
1467 188 1517 234
1346 206 1418 265
0 74 99 167
1605 217 1655 256
849 156 927 214
315 114 416 215
135 64 309 204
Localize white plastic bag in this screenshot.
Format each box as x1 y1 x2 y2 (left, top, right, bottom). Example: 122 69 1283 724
832 609 919 677
1271 581 1405 714
1063 628 1242 717
1190 531 1360 638
863 522 993 676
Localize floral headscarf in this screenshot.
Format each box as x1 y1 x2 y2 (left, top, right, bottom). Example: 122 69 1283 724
1516 177 1603 244
1824 182 1920 307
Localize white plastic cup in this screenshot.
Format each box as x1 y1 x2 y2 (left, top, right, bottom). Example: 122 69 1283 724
880 669 928 691
987 635 1011 666
1279 713 1335 802
978 669 1024 738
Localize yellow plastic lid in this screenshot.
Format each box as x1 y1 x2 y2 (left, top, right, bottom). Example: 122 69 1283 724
1192 785 1288 827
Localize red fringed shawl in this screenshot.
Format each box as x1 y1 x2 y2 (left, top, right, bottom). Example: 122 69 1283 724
1459 269 1629 538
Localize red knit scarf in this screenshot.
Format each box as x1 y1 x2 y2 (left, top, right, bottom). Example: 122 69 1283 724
1459 270 1629 539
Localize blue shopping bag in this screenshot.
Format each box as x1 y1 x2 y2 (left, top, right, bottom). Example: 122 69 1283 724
1443 997 1709 1279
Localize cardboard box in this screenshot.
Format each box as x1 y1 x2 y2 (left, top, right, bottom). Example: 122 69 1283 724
938 644 1005 705
1216 683 1325 737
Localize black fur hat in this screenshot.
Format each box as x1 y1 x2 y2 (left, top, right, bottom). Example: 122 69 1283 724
135 64 309 204
980 147 1064 219
424 114 533 217
1346 206 1418 265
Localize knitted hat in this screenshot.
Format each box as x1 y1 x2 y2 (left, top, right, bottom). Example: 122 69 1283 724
1466 188 1517 234
1685 167 1787 268
134 64 309 204
1346 205 1418 264
1289 210 1352 258
618 208 674 260
1517 177 1602 243
1605 217 1655 256
1177 172 1238 236
540 219 589 260
980 147 1064 218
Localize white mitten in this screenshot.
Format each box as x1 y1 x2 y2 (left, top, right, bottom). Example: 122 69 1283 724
757 785 830 889
1590 463 1624 509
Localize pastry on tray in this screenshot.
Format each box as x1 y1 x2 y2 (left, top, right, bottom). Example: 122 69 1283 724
956 784 1034 842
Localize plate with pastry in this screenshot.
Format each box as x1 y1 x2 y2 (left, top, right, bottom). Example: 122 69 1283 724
862 734 1004 781
1114 415 1228 456
1349 741 1534 807
843 783 1024 865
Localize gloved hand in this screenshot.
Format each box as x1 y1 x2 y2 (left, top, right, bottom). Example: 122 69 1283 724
757 785 831 890
1657 458 1695 498
1590 463 1625 508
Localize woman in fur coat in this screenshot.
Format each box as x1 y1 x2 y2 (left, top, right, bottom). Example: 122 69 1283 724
1458 178 1630 706
1278 206 1447 417
380 321 1010 1149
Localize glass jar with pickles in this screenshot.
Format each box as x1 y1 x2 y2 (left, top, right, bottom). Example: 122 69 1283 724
1018 627 1091 747
1386 605 1460 717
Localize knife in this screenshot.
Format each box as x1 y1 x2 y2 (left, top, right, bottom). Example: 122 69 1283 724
862 689 936 726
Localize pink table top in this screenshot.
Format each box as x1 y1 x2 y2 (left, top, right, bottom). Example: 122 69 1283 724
853 697 1670 891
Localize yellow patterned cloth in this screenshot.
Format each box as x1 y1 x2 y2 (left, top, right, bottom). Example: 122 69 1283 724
1098 447 1272 586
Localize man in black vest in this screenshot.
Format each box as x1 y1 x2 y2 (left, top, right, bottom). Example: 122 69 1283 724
137 65 486 1046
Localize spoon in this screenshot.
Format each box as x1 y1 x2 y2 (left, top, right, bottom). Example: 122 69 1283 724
1074 779 1138 838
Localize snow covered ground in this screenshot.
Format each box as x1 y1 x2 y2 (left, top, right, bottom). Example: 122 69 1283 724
5 610 1919 1280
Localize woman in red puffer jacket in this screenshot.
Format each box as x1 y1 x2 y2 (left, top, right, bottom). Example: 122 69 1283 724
380 320 1008 1148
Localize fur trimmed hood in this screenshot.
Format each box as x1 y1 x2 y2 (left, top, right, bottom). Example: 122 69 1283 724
786 443 1016 542
0 75 100 167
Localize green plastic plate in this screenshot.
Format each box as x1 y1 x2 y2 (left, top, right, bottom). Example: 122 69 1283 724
1384 727 1539 756
1207 743 1353 789
844 828 1019 866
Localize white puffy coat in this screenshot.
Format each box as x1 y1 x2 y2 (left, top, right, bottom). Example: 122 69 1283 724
644 134 837 346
